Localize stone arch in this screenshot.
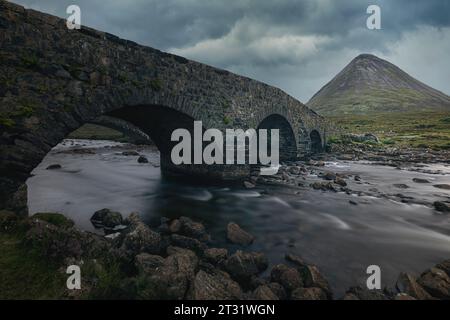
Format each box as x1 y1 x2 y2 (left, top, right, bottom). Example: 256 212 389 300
310 129 323 153
257 114 297 161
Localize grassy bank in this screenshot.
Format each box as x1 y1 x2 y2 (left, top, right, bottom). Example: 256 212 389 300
68 124 130 143
0 232 65 299
329 111 450 150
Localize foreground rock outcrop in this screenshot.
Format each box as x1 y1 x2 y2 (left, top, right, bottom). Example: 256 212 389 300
1 209 449 300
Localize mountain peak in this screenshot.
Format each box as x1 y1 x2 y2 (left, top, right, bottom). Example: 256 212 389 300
307 54 450 116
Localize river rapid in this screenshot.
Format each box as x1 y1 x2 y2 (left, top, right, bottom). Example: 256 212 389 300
27 139 450 296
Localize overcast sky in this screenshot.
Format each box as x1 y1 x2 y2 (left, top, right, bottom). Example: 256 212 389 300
12 0 450 102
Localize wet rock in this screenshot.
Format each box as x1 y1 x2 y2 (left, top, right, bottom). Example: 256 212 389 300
188 269 242 300
394 184 410 189
310 182 336 192
413 178 430 184
395 272 434 300
267 282 287 300
270 264 303 292
137 156 148 163
178 217 210 241
394 293 416 300
223 251 268 282
168 219 181 233
291 287 327 300
354 175 361 182
243 181 256 189
135 253 165 273
204 248 228 264
349 200 358 205
285 253 306 268
334 177 347 187
138 247 198 300
252 285 279 300
288 166 301 175
434 201 450 213
227 222 254 246
343 286 388 300
321 172 336 181
434 184 450 190
436 260 450 277
170 234 207 254
121 213 161 254
417 267 450 299
122 151 139 156
90 208 123 229
300 265 332 298
46 164 61 170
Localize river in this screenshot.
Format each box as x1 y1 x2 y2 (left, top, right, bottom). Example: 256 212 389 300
27 139 450 296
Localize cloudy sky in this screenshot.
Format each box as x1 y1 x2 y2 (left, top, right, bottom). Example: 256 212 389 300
12 0 450 102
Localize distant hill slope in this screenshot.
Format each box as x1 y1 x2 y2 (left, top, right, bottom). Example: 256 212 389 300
307 54 450 116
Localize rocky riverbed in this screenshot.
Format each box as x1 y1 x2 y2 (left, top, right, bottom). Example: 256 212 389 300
23 139 450 298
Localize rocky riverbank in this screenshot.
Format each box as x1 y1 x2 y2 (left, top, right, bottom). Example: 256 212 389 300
1 209 449 300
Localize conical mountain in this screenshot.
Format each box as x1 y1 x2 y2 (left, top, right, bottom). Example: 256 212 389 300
307 54 450 115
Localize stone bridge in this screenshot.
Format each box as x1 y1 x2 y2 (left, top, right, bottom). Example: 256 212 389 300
0 1 327 213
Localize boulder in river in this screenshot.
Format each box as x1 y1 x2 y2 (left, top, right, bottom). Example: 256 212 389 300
46 164 62 170
137 156 149 163
178 216 210 241
90 208 123 229
188 269 242 300
227 222 254 246
204 248 228 264
434 201 450 213
413 178 430 184
122 151 139 156
434 184 450 190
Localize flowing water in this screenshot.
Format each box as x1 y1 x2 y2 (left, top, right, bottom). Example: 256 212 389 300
27 139 450 296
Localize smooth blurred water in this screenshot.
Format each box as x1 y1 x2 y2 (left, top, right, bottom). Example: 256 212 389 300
27 139 450 296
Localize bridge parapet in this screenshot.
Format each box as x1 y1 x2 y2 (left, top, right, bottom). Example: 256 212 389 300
0 0 328 213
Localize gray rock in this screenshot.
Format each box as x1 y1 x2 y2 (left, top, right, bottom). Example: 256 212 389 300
204 248 228 264
267 282 287 300
270 264 303 292
434 201 450 213
395 272 434 300
122 151 139 156
343 286 388 300
417 267 450 299
252 285 279 300
90 208 123 229
46 164 61 170
121 213 161 254
226 222 254 246
137 155 149 163
413 178 430 184
243 181 256 189
138 247 198 300
334 177 347 187
223 250 268 281
170 234 207 254
135 253 165 273
188 269 242 300
291 287 327 300
300 265 332 298
434 184 450 190
179 216 210 241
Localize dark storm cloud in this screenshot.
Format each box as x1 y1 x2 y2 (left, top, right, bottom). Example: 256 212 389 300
11 0 450 101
